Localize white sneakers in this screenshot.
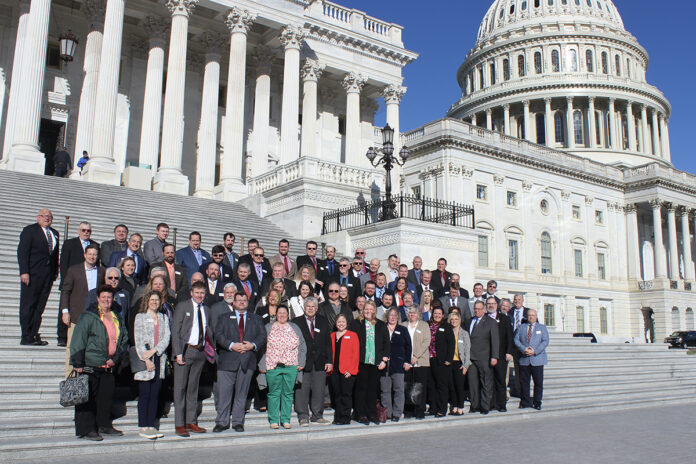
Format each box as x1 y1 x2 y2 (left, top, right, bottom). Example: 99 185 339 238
139 427 164 439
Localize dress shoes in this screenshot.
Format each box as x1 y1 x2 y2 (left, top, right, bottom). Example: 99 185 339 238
358 417 370 425
34 337 48 346
311 418 331 425
57 341 67 347
479 410 489 415
518 404 531 409
19 339 35 346
98 426 123 436
213 424 229 433
299 419 310 427
175 426 190 437
233 424 244 433
533 405 542 410
391 417 400 422
186 423 206 433
79 431 103 441
498 407 507 412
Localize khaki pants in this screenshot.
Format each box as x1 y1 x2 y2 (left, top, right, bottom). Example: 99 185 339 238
65 323 75 377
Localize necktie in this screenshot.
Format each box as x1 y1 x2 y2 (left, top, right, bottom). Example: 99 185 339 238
284 256 290 275
309 317 315 339
515 311 521 330
341 276 346 285
238 313 245 341
328 261 334 275
243 281 251 298
472 317 479 332
197 304 204 346
451 299 455 307
528 323 533 342
46 229 53 253
194 249 202 265
311 256 317 271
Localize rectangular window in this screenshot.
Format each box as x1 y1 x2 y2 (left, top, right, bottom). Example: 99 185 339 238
478 236 489 268
411 185 421 199
509 239 519 270
544 303 555 327
574 249 583 277
479 65 485 89
476 184 488 201
490 63 496 85
507 191 517 207
595 210 604 224
572 205 581 220
503 59 511 81
46 42 62 70
576 306 585 332
597 253 606 280
599 307 608 334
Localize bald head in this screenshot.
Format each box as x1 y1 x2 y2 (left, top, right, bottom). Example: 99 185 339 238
36 209 53 228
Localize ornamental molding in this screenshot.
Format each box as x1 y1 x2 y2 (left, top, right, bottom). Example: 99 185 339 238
143 16 169 42
352 231 476 252
522 181 533 191
561 190 571 200
197 31 227 55
649 198 662 209
226 7 256 34
279 25 306 51
165 0 198 17
342 72 366 94
300 58 324 82
584 196 594 206
382 84 406 104
83 0 106 24
493 174 505 185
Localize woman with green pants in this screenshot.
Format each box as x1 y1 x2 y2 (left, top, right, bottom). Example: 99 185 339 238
258 305 306 429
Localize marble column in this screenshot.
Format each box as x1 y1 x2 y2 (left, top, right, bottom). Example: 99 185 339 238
624 204 641 281
666 204 680 280
522 100 531 141
279 25 305 166
640 104 650 154
659 115 671 161
300 59 324 158
153 0 198 195
485 108 492 130
383 83 406 191
679 207 693 281
342 72 366 167
588 97 596 148
194 33 225 198
471 113 478 126
566 97 575 149
72 1 106 177
137 16 168 176
1 0 31 162
651 199 667 279
651 109 662 158
249 46 274 178
5 0 51 174
608 98 616 150
626 102 637 152
544 98 553 146
503 104 510 136
215 7 254 200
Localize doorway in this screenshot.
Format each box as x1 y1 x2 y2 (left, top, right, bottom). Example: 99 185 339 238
39 119 64 175
640 307 655 343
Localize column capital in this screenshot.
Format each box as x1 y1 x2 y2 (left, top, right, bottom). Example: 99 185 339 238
503 103 510 112
677 205 690 217
485 107 492 115
588 96 596 104
522 99 530 108
83 0 105 24
664 202 676 213
561 190 571 200
143 16 169 45
165 0 198 17
225 7 256 34
382 84 406 104
342 72 366 94
197 31 227 57
279 25 305 51
623 203 637 213
544 97 552 105
584 195 594 206
649 198 662 210
566 96 573 105
301 58 324 82
608 97 616 105
251 45 275 75
130 40 150 60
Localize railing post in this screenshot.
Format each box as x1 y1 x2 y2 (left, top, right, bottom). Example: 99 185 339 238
336 213 340 232
173 228 178 249
471 207 475 229
322 213 326 235
452 203 456 226
421 197 425 221
399 195 403 218
364 205 368 226
64 216 70 241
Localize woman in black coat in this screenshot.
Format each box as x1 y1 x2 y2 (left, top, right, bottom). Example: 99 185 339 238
428 307 454 417
381 308 412 421
349 300 390 425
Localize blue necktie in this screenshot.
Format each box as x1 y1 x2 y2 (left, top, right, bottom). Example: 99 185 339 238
329 261 334 275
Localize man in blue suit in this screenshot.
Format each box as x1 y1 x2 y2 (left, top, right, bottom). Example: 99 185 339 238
107 233 147 284
176 231 211 286
514 308 549 410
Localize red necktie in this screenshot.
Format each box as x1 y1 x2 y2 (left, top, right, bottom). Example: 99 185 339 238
284 256 290 275
243 281 251 298
309 317 315 339
311 257 317 272
238 313 245 341
528 323 533 342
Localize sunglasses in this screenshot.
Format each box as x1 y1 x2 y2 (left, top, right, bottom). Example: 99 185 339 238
106 276 119 280
353 262 363 266
80 229 92 233
339 264 349 268
307 247 317 251
254 254 264 257
328 290 339 293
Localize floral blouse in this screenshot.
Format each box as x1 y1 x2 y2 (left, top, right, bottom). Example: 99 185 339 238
266 323 300 371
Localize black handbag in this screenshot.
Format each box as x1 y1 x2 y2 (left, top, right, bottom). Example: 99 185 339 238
128 346 147 374
59 369 89 407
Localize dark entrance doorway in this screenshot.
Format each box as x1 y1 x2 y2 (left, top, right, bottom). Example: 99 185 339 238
641 307 655 343
39 119 64 175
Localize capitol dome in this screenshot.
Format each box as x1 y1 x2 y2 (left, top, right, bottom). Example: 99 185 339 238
448 0 672 167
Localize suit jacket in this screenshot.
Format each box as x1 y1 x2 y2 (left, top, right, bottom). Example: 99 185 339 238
468 297 485 315
143 237 166 265
431 270 452 298
176 246 211 283
433 323 455 364
331 330 360 375
291 314 332 372
171 299 211 358
152 261 188 298
514 322 549 366
317 259 340 286
454 327 472 369
388 280 419 299
415 283 434 301
407 268 423 287
203 278 225 307
484 294 502 309
17 223 60 279
510 306 531 333
494 311 514 360
269 253 297 278
359 272 378 291
234 278 259 310
223 251 240 273
59 237 98 282
59 263 106 323
387 326 412 374
214 310 266 372
467 314 500 362
99 239 127 267
330 273 361 304
208 300 234 339
318 300 354 330
349 318 391 364
401 320 431 367
199 261 234 284
440 296 472 319
296 255 320 274
108 250 148 284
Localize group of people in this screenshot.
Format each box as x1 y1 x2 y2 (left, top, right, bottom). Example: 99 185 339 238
17 209 549 442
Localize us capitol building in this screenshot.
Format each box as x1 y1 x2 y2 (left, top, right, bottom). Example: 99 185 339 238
0 0 693 341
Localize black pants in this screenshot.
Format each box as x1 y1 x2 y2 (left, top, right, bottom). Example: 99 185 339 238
407 367 429 418
450 361 467 409
54 164 68 177
468 359 493 412
330 371 355 424
354 363 379 421
75 370 115 436
493 358 509 409
519 364 544 408
509 351 521 397
138 356 162 427
19 271 53 342
429 358 450 415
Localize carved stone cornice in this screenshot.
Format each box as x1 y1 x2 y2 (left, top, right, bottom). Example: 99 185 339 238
561 190 571 200
463 168 474 178
251 46 275 75
279 25 306 51
165 0 198 17
226 7 256 35
623 203 637 213
522 181 532 191
83 0 106 24
382 84 406 105
143 16 169 43
342 72 366 94
300 58 324 83
584 196 594 206
198 31 227 56
493 174 505 185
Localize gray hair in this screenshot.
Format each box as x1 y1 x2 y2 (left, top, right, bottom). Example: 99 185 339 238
105 267 121 277
304 296 318 308
473 300 485 310
339 257 350 264
500 298 511 306
237 262 250 272
223 282 238 292
149 266 165 277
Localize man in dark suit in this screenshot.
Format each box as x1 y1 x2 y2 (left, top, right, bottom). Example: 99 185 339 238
292 296 332 426
152 243 188 301
467 298 499 414
238 239 270 269
99 224 128 265
203 263 225 307
483 280 501 308
362 281 381 307
415 269 433 301
296 240 320 275
509 293 531 397
222 232 240 273
17 209 60 346
329 258 360 304
57 221 98 345
107 233 147 284
319 282 354 329
232 263 259 310
143 222 169 265
213 291 265 432
201 245 234 283
260 262 297 299
488 300 513 412
171 282 212 437
248 246 272 290
439 282 472 319
431 258 452 299
407 256 423 287
317 245 338 290
176 231 211 285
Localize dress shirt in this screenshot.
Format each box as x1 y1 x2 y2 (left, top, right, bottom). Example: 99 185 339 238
187 302 207 345
376 286 386 299
388 268 398 281
192 248 202 266
126 249 139 271
80 239 89 251
254 263 263 283
85 264 98 291
339 274 349 285
469 317 479 333
228 311 256 350
513 307 524 331
304 315 316 333
208 279 217 295
43 227 56 251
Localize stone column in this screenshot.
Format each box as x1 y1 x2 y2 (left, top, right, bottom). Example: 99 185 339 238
194 32 225 198
300 59 324 159
651 109 662 158
5 0 52 174
249 46 274 178
342 72 366 167
651 199 667 279
587 96 596 148
137 16 168 175
640 104 650 154
153 0 198 194
624 204 641 281
471 113 477 126
1 0 31 162
608 98 616 150
503 104 510 136
666 204 680 280
659 114 671 161
566 97 575 149
383 84 406 191
626 102 637 152
679 207 693 281
72 1 106 177
279 25 305 166
544 98 553 146
522 100 531 141
485 108 492 130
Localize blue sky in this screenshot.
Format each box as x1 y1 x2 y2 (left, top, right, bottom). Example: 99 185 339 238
347 0 696 173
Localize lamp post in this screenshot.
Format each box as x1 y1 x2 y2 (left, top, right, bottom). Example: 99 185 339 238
366 124 409 221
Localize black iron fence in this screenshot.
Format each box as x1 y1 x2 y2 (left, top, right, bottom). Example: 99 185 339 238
322 194 475 234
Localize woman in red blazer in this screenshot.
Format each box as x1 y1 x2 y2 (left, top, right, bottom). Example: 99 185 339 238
330 313 359 425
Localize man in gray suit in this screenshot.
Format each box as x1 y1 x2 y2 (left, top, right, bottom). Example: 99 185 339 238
467 282 485 314
143 223 169 265
467 298 499 414
213 292 265 432
99 224 128 265
172 281 211 437
439 282 471 319
514 308 549 410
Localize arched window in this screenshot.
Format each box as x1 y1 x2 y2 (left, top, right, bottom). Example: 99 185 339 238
568 49 578 72
534 51 543 74
574 110 584 145
551 50 560 72
555 112 565 143
534 0 541 7
686 308 694 330
518 54 526 77
541 232 552 274
615 54 621 76
586 0 593 6
536 113 546 145
586 50 594 72
522 1 528 10
601 51 608 74
469 72 474 93
503 58 511 80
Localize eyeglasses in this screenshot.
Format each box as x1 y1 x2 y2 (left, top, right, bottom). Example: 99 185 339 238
356 251 366 255
328 290 339 293
307 247 317 251
339 264 349 268
254 254 264 257
106 276 119 280
80 229 92 233
353 262 363 266
213 253 224 257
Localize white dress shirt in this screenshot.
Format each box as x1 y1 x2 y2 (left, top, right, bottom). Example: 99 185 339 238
187 302 207 345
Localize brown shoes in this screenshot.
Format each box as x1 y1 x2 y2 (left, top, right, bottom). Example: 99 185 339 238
175 426 190 437
186 423 207 433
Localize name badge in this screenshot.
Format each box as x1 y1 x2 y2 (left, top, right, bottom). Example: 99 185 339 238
394 330 401 335
438 328 445 332
229 315 236 319
319 266 326 271
224 273 230 278
118 293 125 298
458 340 464 343
175 271 181 275
262 314 269 319
344 335 351 339
347 283 353 287
219 293 224 296
314 328 321 333
185 312 190 317
536 330 542 334
262 269 267 273
416 329 422 334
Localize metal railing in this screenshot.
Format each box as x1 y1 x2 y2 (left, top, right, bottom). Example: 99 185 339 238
321 195 475 234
